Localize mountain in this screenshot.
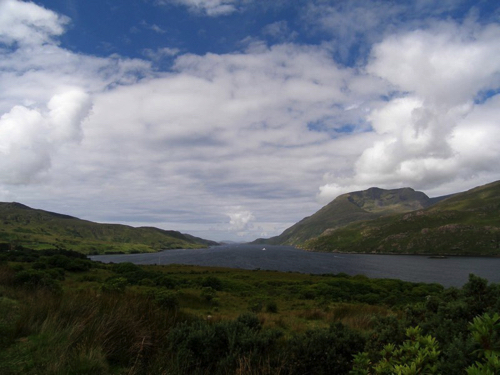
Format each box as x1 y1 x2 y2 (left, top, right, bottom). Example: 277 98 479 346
0 202 218 254
304 180 500 256
254 187 437 246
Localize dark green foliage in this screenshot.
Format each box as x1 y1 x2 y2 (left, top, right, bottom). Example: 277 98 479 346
363 315 406 356
286 322 365 375
200 276 223 290
2 249 500 375
352 326 440 374
200 286 216 302
467 313 500 374
101 277 128 293
236 312 262 331
0 296 19 349
266 300 278 313
359 275 500 374
153 289 179 310
13 269 61 292
167 313 281 374
154 274 179 288
248 297 264 312
43 254 91 272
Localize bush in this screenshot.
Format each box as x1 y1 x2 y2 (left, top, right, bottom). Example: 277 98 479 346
200 287 216 302
466 313 500 374
167 315 281 374
248 298 264 313
287 322 365 375
13 269 61 292
266 300 278 313
154 289 179 310
351 326 440 375
201 276 223 291
101 277 128 293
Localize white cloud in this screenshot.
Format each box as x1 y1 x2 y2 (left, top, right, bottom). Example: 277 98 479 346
143 47 181 61
367 22 500 105
159 0 239 16
0 1 150 184
319 21 500 202
2 1 500 242
0 0 69 46
228 207 255 231
262 21 297 42
0 89 91 184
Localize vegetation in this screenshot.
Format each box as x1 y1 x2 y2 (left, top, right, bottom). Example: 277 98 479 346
0 202 218 254
255 180 500 256
254 187 435 246
305 180 500 255
1 246 499 374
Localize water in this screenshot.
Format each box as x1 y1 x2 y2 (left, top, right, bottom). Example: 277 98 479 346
89 244 500 287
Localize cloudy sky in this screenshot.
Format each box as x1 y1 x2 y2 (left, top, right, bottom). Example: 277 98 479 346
1 0 499 242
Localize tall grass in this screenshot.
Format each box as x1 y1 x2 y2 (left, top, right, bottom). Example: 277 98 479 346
2 288 191 374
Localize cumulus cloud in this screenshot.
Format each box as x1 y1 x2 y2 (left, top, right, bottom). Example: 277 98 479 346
0 0 151 184
227 207 255 232
0 90 91 184
305 0 471 64
2 0 500 242
319 21 500 202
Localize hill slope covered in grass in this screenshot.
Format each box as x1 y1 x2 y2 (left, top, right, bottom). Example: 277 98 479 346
254 187 437 246
304 180 500 256
0 202 218 254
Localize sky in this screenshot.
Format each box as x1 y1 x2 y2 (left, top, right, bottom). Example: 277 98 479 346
0 0 500 242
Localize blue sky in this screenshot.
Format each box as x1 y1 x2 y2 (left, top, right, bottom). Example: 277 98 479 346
1 0 500 241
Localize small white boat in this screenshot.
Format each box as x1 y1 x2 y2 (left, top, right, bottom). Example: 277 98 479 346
262 247 266 251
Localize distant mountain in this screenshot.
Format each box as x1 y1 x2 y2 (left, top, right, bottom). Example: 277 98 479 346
304 180 500 256
254 187 438 246
0 202 218 254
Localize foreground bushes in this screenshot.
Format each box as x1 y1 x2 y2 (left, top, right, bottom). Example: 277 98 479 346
1 250 499 374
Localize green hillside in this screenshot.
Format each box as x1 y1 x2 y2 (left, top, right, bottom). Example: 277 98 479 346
0 202 218 254
254 187 434 246
304 180 500 256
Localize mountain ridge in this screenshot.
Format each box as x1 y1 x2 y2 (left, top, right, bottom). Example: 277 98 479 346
254 186 439 246
302 180 500 256
0 202 218 254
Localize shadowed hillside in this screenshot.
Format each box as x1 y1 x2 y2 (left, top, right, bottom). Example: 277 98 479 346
304 180 500 256
254 187 436 246
0 202 218 254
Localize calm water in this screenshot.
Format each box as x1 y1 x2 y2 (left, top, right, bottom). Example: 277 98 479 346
89 244 500 287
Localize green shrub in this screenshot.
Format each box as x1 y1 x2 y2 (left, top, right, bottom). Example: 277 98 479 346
167 313 280 374
154 289 179 310
0 296 19 348
101 277 128 293
266 300 278 313
13 269 61 292
236 312 262 331
200 286 216 302
248 298 264 313
201 276 223 291
287 322 365 375
466 313 500 374
351 326 440 375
